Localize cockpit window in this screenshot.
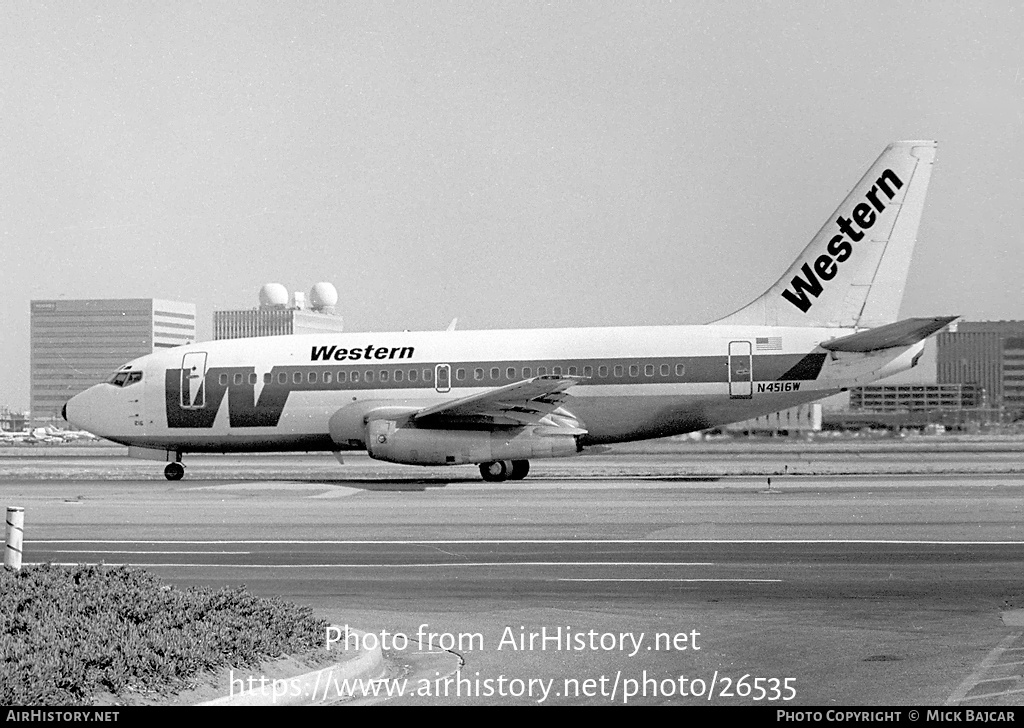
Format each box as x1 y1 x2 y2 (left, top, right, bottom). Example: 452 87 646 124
107 370 143 387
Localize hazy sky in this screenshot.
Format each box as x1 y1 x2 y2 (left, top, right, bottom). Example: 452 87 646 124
1 2 1022 410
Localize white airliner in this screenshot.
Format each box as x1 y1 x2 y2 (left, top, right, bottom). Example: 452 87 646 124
65 141 952 482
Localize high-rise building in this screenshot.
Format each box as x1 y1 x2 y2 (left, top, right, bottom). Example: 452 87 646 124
936 320 1024 410
30 299 195 425
213 282 344 340
213 308 347 339
1003 336 1024 414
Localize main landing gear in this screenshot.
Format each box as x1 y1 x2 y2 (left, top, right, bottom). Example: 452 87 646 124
164 462 185 481
479 460 530 482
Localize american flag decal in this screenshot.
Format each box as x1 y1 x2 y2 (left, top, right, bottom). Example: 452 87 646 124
756 337 782 351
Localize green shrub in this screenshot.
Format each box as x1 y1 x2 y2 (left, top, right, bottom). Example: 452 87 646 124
0 564 328 705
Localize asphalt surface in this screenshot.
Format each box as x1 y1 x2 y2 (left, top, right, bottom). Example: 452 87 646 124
2 446 1023 705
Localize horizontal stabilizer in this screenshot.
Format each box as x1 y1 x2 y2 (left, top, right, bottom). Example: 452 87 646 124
820 316 958 353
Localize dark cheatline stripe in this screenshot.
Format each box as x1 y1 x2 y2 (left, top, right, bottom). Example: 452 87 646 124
777 353 828 381
164 352 827 429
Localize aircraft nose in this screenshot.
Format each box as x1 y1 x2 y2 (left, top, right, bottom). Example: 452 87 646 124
64 385 114 437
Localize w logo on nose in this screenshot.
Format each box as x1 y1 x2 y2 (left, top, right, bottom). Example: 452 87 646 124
165 368 290 429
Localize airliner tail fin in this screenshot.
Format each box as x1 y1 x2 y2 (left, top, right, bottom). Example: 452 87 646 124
714 140 937 328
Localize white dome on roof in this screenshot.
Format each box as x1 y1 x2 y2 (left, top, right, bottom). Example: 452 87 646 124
309 282 338 311
259 283 289 308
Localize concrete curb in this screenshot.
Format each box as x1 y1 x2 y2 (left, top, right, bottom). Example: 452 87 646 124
199 627 385 706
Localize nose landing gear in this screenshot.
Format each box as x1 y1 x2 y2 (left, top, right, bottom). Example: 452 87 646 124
164 462 185 481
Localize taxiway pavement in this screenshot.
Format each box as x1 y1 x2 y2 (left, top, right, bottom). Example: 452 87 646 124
2 449 1022 705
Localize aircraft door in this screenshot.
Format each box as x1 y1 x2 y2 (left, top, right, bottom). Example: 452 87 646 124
181 352 208 408
435 364 451 393
728 341 753 399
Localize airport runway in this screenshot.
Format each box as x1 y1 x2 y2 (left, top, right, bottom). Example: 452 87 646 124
2 448 1023 705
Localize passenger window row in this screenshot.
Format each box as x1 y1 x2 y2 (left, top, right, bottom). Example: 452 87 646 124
215 363 687 387
215 368 439 386
455 363 685 381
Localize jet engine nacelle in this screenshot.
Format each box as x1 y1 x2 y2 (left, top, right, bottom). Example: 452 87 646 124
365 419 579 466
328 401 423 448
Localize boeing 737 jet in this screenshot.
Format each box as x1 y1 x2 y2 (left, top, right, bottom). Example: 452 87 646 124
65 141 951 481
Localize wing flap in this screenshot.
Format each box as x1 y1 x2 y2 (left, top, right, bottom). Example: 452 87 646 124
413 375 585 423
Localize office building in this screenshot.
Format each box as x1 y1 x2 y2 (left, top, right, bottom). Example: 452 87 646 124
214 282 344 340
937 320 1024 408
849 384 982 412
723 403 822 435
30 298 195 425
1004 336 1024 413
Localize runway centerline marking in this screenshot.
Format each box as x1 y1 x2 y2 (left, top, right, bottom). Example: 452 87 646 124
558 578 783 583
47 550 252 555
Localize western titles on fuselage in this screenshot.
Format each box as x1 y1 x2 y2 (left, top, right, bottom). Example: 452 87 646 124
310 344 415 361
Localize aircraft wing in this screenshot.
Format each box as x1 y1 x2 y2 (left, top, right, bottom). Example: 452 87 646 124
412 375 586 428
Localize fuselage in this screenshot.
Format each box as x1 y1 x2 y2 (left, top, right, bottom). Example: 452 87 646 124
64 322 922 454
61 140 940 484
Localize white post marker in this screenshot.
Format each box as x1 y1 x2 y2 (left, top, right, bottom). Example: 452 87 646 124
5 506 24 571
